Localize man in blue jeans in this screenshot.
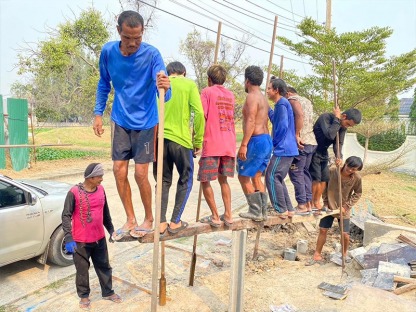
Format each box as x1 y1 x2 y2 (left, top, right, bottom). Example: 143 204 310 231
287 87 317 214
265 77 298 219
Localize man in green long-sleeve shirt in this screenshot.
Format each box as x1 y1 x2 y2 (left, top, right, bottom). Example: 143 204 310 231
153 61 205 235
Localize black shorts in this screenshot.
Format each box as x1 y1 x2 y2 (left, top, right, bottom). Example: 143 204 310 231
112 123 156 164
319 215 350 233
309 151 329 182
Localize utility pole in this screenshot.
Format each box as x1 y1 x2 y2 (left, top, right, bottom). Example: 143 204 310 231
324 0 332 101
326 0 332 29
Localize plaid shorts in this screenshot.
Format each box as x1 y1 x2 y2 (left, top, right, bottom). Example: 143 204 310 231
197 156 235 182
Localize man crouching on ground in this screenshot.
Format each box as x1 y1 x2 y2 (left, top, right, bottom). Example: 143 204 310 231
306 156 363 265
62 163 122 309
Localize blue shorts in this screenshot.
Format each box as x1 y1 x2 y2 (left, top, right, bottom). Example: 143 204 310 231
237 134 272 177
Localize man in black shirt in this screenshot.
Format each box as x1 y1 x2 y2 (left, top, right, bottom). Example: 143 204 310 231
310 107 361 213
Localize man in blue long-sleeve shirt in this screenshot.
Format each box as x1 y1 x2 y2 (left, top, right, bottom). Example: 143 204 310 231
310 107 362 214
93 11 171 240
265 77 298 219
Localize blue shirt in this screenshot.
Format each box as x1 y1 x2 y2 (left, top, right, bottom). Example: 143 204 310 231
94 41 171 130
268 97 299 157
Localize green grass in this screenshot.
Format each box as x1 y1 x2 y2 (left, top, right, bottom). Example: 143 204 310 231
34 126 111 149
35 148 108 161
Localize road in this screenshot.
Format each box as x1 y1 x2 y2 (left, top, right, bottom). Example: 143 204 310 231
0 160 248 308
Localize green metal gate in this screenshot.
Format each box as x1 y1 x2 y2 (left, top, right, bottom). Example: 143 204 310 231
0 95 5 169
8 98 29 171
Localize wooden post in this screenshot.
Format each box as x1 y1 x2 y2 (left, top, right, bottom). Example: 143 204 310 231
228 230 247 312
332 59 345 270
151 72 166 311
189 186 203 286
265 16 278 95
214 22 222 64
29 102 36 163
189 20 222 287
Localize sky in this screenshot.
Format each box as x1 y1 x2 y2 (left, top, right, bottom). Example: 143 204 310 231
0 0 415 98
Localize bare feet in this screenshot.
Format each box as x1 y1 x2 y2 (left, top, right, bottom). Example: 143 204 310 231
79 297 91 310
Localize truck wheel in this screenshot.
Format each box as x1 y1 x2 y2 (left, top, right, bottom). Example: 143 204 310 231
47 225 73 266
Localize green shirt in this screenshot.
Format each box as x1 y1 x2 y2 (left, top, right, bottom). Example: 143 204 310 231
164 76 205 149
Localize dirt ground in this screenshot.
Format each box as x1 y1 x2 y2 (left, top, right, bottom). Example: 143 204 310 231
1 158 416 312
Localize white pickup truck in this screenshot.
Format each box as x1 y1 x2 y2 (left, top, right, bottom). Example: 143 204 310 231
0 175 73 267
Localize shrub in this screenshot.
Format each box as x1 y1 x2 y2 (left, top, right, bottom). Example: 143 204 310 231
356 129 406 151
34 148 107 161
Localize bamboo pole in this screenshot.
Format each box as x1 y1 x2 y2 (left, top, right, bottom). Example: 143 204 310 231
151 72 166 311
332 59 345 271
254 15 278 259
279 55 284 79
29 104 36 163
189 21 222 287
214 22 222 64
265 16 278 95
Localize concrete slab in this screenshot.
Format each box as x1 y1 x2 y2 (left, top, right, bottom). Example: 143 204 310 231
363 220 416 246
348 247 367 259
378 261 411 278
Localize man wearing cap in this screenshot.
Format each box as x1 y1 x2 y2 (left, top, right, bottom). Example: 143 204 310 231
62 163 122 309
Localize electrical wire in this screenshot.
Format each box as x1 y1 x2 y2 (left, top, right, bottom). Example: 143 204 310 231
184 0 304 58
261 0 305 19
220 0 299 28
138 0 311 65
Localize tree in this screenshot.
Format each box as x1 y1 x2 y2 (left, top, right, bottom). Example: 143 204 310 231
179 29 251 122
278 18 416 118
13 8 110 122
386 95 400 120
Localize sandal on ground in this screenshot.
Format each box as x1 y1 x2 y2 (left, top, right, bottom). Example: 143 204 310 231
79 298 91 310
167 221 189 234
219 214 233 227
130 226 154 238
305 258 325 266
102 293 122 303
199 215 221 227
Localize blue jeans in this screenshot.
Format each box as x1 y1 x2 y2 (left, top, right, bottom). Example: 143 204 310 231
288 145 317 205
265 155 294 213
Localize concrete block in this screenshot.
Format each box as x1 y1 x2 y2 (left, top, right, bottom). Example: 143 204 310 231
378 261 411 278
348 247 367 259
363 220 416 246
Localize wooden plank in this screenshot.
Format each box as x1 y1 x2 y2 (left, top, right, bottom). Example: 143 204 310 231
393 283 416 295
135 211 340 244
393 276 416 284
302 222 316 233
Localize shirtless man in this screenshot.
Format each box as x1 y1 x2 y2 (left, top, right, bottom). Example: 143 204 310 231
238 66 273 221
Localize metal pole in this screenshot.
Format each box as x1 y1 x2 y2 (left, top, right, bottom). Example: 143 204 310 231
228 230 247 312
151 71 166 311
265 16 278 95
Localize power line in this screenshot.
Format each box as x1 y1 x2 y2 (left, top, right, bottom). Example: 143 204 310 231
219 0 299 28
184 0 304 58
138 0 311 65
262 0 305 19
